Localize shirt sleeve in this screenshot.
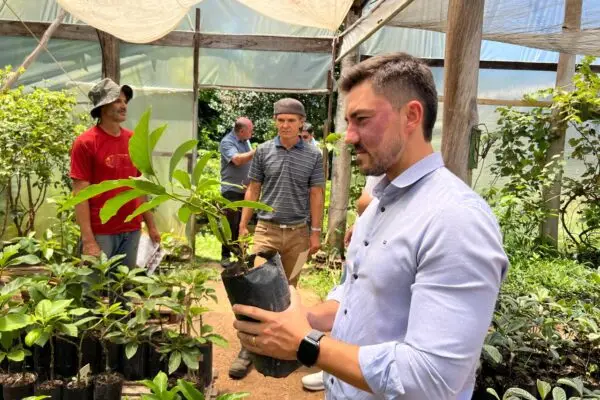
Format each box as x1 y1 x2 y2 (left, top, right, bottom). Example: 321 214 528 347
357 201 508 400
70 137 93 182
309 150 325 187
220 139 239 164
248 145 264 183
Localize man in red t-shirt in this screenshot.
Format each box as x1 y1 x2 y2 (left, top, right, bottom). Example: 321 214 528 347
70 78 160 267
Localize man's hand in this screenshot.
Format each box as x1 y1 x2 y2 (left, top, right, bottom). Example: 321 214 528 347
149 227 161 244
239 225 249 238
344 225 354 248
309 231 321 255
233 286 312 360
82 240 101 257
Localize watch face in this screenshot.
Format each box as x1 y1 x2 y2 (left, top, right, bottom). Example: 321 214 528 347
298 338 319 367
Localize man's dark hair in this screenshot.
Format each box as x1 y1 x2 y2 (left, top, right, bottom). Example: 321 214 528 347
233 119 248 134
302 122 313 134
338 52 438 141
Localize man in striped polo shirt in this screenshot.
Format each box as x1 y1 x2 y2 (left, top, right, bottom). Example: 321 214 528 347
230 98 324 379
239 98 325 287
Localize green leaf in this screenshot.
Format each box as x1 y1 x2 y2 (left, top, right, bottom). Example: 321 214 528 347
74 316 98 327
216 394 250 400
25 328 42 347
220 214 232 242
169 140 198 181
173 170 191 189
149 124 168 153
60 179 132 210
69 308 90 316
126 179 167 196
486 388 500 400
204 334 228 348
504 388 537 400
125 342 139 359
130 276 156 285
177 379 204 400
8 254 41 266
483 344 502 364
191 152 213 186
130 108 154 175
556 378 583 396
168 351 182 375
125 195 170 222
537 380 551 400
7 349 25 362
224 200 273 212
552 387 566 400
57 323 78 337
0 313 34 331
124 291 142 300
177 205 192 223
100 189 145 224
208 215 224 244
182 351 199 371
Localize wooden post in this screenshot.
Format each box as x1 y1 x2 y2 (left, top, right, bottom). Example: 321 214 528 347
541 0 582 246
326 7 360 252
441 0 485 185
97 29 120 82
1 8 66 91
190 8 201 261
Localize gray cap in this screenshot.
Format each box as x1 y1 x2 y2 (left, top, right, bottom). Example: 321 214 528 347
273 98 306 117
88 78 133 118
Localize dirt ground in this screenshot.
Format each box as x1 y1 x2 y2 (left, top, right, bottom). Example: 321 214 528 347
204 264 326 400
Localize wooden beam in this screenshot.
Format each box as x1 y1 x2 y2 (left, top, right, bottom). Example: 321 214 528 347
441 0 485 185
1 9 67 91
0 20 332 53
361 55 600 73
327 9 360 252
189 9 201 262
97 30 120 82
541 0 582 246
437 96 552 108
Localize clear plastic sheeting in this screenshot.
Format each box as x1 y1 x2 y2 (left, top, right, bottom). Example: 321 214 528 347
341 0 600 59
52 0 350 43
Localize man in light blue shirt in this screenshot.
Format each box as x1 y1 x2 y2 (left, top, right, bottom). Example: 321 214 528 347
232 53 508 400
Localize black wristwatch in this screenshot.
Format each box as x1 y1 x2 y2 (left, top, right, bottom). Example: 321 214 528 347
297 329 325 367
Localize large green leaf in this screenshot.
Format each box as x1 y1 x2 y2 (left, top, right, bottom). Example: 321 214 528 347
191 152 213 186
168 351 182 375
125 342 139 359
220 214 232 242
482 344 502 364
129 108 154 175
177 379 203 400
124 195 170 222
0 313 34 332
149 124 168 153
127 179 167 196
177 205 192 223
7 349 25 362
208 215 224 244
173 170 191 189
204 333 228 348
537 380 551 400
224 200 273 212
24 328 42 347
7 254 40 267
556 378 583 396
60 179 133 210
503 388 537 400
100 189 145 223
551 387 566 400
216 394 250 400
154 370 169 393
181 351 199 371
57 323 78 337
169 140 198 181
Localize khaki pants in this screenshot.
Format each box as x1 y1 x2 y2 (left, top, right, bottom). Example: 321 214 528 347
252 220 309 287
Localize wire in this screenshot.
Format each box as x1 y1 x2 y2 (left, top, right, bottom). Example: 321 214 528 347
4 0 89 99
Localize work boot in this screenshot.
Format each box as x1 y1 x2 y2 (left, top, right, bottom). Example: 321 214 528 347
228 348 252 379
302 371 324 391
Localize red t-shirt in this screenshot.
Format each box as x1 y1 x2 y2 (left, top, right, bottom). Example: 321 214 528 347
70 125 143 235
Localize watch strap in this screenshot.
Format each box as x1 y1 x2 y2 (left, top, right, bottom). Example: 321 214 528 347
307 329 325 343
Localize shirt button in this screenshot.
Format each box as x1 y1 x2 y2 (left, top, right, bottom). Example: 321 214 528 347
363 240 369 246
380 206 386 212
330 378 334 384
352 273 358 279
344 309 348 315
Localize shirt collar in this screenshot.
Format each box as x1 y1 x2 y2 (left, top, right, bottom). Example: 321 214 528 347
373 152 444 198
229 130 245 143
275 136 304 149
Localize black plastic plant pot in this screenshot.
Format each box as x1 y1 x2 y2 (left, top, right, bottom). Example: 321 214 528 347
63 381 93 400
56 339 78 378
35 379 63 400
221 251 300 378
121 343 148 381
33 344 52 382
147 334 167 378
81 335 102 375
101 341 121 373
1 372 36 400
93 372 123 400
198 341 213 387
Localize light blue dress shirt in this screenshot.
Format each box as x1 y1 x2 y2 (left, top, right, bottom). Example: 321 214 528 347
324 153 508 400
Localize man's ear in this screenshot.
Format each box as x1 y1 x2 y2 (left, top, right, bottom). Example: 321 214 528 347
405 100 424 134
